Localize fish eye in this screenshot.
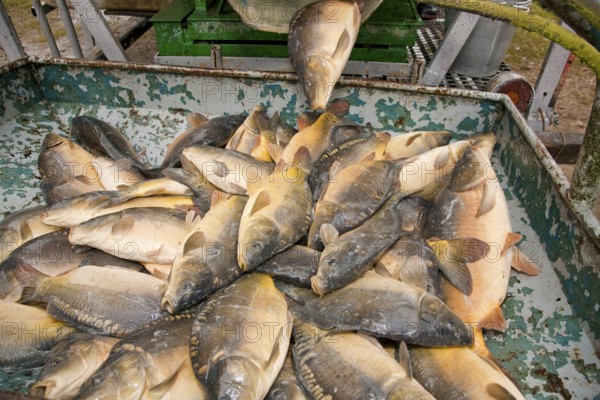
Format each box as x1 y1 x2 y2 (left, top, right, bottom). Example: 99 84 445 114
50 357 63 366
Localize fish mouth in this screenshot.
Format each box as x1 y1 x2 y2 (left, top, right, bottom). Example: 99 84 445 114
161 296 176 314
29 380 57 398
310 276 325 296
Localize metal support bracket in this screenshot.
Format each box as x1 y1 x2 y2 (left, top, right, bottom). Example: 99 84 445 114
32 0 60 57
420 12 480 86
69 0 128 62
526 21 574 132
0 1 27 61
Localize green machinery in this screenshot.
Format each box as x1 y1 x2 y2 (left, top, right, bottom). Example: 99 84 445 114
152 0 422 76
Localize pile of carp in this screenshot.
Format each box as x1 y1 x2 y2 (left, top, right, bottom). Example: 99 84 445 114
0 98 541 400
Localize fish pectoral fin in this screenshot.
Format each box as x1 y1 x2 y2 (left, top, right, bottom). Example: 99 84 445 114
502 232 523 256
293 146 312 171
74 175 94 185
373 261 392 278
405 133 422 147
146 361 186 399
320 223 340 246
88 194 113 209
511 247 540 276
187 112 208 128
249 191 271 216
18 222 31 242
487 383 518 400
480 304 507 331
397 341 413 380
434 148 451 167
111 215 135 240
213 161 229 178
297 114 311 131
326 98 350 117
266 143 284 163
332 28 351 60
184 231 206 255
356 332 384 349
361 152 376 162
434 247 473 295
477 181 496 218
210 191 231 208
185 209 202 232
398 256 431 290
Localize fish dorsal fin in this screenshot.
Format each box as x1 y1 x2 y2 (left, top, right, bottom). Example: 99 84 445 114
266 143 284 163
398 256 429 290
320 223 339 246
210 191 230 208
480 304 507 331
111 215 135 239
511 247 540 276
487 383 518 400
293 146 312 171
405 133 421 147
477 182 496 218
502 233 522 256
332 29 351 61
184 231 206 255
19 221 32 242
362 152 376 162
397 342 412 379
326 98 350 117
187 112 208 128
250 191 271 216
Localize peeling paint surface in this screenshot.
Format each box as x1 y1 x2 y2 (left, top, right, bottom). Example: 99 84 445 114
0 59 599 397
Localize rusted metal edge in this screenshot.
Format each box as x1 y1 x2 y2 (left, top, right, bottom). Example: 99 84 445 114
2 56 599 246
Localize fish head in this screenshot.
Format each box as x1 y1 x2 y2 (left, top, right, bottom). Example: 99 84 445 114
447 147 489 192
298 56 337 111
76 351 147 400
467 132 496 158
238 217 280 271
42 193 112 227
311 240 352 295
161 259 214 314
396 197 430 233
68 213 119 246
41 133 68 152
205 355 263 400
417 294 473 346
423 131 452 149
30 339 108 399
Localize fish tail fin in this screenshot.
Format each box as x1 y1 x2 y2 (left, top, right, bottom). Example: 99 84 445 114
473 329 523 392
140 167 164 179
13 263 47 302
